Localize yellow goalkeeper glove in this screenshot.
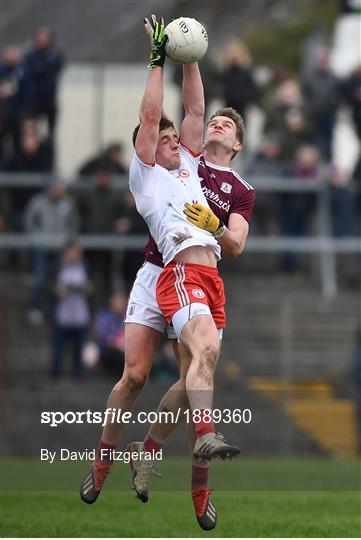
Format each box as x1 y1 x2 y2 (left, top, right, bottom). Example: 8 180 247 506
184 202 225 239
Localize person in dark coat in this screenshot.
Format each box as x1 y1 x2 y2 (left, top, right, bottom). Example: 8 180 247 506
24 26 64 142
342 64 361 142
76 166 123 295
218 40 258 122
115 191 148 294
78 142 127 178
0 46 28 163
6 125 53 232
264 79 313 167
302 47 341 161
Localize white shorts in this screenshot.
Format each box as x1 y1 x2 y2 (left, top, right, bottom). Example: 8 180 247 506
125 261 177 338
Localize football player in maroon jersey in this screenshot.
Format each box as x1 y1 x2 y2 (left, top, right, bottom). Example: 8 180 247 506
126 107 255 530
80 15 255 532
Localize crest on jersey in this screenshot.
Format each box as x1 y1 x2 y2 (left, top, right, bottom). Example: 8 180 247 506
179 169 190 178
192 289 205 299
221 182 232 193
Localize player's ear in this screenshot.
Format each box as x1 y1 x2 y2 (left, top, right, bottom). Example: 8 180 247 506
232 140 241 153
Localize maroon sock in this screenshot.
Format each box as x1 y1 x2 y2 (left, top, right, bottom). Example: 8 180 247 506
194 409 215 438
96 441 116 463
191 465 209 491
143 433 163 453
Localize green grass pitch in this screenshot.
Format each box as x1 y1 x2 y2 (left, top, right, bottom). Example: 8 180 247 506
2 458 360 537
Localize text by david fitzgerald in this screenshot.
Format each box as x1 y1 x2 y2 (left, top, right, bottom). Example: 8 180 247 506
40 448 163 464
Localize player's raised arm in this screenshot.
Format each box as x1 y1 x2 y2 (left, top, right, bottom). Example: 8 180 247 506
135 15 167 164
179 62 205 154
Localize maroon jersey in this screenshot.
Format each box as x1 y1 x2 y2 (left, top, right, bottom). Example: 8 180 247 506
143 156 256 267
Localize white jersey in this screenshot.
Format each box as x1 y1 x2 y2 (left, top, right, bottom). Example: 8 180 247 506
129 145 221 266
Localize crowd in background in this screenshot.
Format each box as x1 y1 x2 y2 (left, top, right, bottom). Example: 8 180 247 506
1 30 360 245
197 40 360 267
0 26 360 378
0 26 63 171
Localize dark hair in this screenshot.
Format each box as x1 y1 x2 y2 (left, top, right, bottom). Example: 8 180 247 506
132 117 175 147
207 107 245 147
106 142 123 153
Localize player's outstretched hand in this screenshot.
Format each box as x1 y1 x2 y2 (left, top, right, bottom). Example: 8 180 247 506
184 203 225 238
144 14 168 69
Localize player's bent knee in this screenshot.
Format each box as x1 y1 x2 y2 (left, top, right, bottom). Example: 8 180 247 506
123 370 148 394
198 341 219 367
190 342 219 377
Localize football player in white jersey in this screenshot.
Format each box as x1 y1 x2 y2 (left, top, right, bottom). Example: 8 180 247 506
127 107 255 530
81 15 254 531
129 14 239 459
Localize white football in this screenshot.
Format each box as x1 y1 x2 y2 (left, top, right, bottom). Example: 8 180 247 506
165 17 208 64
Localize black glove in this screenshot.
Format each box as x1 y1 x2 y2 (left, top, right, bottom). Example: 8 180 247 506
144 14 168 68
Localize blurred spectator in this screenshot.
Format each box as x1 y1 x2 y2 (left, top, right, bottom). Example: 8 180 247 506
7 122 52 172
328 168 356 237
342 65 361 141
78 142 127 177
6 123 52 234
218 40 258 122
346 69 361 224
51 242 92 378
24 26 64 143
265 79 312 167
245 136 285 235
280 108 312 165
291 144 321 179
280 145 321 271
77 167 122 234
0 188 11 269
265 78 303 130
93 292 126 375
115 191 148 294
76 166 123 295
247 136 284 177
24 179 79 323
0 188 11 232
302 47 341 161
260 63 291 112
351 151 361 229
0 46 27 165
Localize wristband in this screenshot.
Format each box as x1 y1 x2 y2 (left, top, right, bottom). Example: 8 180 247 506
213 221 226 239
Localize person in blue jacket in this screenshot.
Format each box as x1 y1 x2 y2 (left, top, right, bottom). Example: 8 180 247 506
24 26 64 144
